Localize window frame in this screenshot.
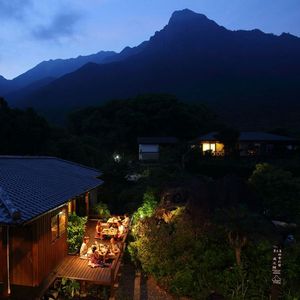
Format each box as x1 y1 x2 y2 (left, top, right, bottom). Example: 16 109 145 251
51 209 67 242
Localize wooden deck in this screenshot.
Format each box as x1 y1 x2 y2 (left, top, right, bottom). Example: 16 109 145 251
11 219 128 300
54 219 127 292
56 255 112 285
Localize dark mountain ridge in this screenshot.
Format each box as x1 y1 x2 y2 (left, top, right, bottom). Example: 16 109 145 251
6 9 300 128
0 75 15 95
0 51 117 97
12 50 117 88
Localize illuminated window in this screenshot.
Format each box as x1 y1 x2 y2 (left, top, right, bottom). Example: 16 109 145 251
202 143 216 152
51 215 58 242
51 209 67 242
59 210 66 236
216 143 224 152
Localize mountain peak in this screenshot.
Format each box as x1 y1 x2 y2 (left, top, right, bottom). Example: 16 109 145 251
172 8 198 16
167 9 220 32
169 9 209 24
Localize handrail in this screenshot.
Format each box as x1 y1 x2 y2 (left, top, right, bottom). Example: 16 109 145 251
109 219 131 287
110 251 121 285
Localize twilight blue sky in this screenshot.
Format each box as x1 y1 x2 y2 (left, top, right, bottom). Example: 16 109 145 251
1 0 300 79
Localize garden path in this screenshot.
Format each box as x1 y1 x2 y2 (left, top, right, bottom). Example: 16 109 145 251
115 257 175 300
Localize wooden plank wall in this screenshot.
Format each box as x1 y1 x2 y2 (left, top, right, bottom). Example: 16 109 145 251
10 225 34 286
0 226 9 297
9 205 68 287
33 206 68 286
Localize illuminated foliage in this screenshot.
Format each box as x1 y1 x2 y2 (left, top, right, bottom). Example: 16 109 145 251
67 213 88 253
128 190 300 299
132 190 158 225
129 203 276 299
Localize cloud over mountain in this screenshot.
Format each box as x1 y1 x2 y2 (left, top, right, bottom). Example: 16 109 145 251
32 11 82 41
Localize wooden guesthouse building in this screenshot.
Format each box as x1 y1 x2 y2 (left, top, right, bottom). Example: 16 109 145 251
194 131 298 157
0 156 103 298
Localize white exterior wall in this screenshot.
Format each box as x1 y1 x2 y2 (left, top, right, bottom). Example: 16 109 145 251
139 144 159 160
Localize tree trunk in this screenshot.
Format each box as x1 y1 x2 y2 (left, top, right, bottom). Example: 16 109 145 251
235 247 241 266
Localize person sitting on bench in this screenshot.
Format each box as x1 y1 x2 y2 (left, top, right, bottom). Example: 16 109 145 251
79 236 90 259
116 221 125 240
88 246 106 268
109 237 120 256
95 220 103 239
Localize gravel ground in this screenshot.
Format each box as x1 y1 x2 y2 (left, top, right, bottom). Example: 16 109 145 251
116 256 175 300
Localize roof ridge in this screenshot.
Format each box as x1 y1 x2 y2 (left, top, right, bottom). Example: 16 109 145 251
54 157 101 174
0 156 101 174
0 155 55 159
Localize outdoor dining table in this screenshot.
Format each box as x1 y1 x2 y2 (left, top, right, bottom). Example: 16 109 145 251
101 227 118 237
107 217 121 224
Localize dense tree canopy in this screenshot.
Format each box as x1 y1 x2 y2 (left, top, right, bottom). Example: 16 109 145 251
0 94 220 167
67 94 218 154
0 97 102 166
0 97 50 155
249 163 300 222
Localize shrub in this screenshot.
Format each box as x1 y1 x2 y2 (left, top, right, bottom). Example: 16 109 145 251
129 201 286 299
249 163 300 222
132 190 158 225
58 278 80 299
67 213 88 253
91 202 111 219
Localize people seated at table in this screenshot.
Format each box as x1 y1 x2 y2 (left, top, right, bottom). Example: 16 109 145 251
88 246 101 268
108 237 120 256
88 242 109 267
99 243 108 262
107 216 121 225
95 220 103 239
122 214 130 228
116 221 125 239
79 236 90 259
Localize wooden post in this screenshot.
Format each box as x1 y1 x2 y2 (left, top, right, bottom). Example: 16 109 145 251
80 281 87 296
85 192 90 217
133 270 141 300
32 223 39 286
1 226 10 298
110 263 115 294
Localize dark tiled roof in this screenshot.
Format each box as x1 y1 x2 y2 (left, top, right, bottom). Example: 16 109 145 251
137 137 178 144
0 156 103 225
197 131 297 142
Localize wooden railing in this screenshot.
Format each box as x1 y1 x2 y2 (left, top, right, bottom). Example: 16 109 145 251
110 251 121 286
